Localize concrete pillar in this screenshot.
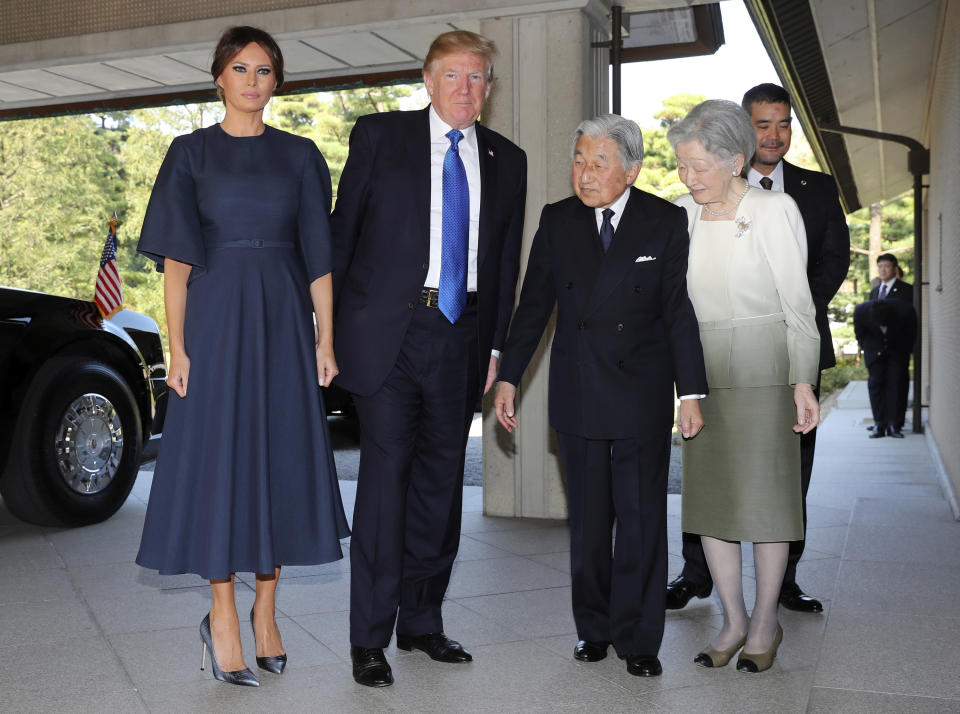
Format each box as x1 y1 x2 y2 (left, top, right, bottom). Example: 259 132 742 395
479 6 608 518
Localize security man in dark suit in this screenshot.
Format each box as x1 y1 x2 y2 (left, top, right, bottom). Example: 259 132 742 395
667 83 851 615
867 253 915 434
330 30 527 687
854 298 917 437
494 114 707 678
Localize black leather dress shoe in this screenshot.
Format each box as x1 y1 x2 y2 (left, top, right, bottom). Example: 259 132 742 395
666 576 712 610
395 632 472 663
779 582 823 613
625 655 662 677
869 425 887 438
350 646 393 687
889 428 905 438
573 640 610 662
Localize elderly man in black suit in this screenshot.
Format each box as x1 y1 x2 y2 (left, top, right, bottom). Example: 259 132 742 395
330 30 527 687
666 83 851 615
854 298 917 438
494 114 707 677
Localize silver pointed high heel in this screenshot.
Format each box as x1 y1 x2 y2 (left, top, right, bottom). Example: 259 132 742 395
200 613 260 686
250 606 287 674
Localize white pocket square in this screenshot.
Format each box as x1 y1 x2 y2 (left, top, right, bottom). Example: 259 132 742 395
635 255 656 263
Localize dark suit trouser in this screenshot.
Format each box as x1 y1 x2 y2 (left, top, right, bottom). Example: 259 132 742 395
681 383 821 590
556 429 669 656
867 354 909 432
349 303 479 648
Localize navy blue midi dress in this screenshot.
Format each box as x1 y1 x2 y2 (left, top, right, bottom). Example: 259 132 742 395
136 124 350 580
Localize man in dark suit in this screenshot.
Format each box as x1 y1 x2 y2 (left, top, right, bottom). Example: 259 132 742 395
870 253 913 302
854 298 917 437
666 83 850 615
494 114 707 677
330 30 527 687
867 253 915 435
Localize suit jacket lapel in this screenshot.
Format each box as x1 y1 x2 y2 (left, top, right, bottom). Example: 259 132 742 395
476 124 498 268
782 159 802 195
585 188 644 315
410 108 432 254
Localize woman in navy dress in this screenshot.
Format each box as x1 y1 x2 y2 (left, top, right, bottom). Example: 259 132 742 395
136 26 349 686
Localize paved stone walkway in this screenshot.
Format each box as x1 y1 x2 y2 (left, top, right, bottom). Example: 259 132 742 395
1 382 957 712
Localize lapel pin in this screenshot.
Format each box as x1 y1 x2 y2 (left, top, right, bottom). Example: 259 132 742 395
800 179 807 186
488 148 495 157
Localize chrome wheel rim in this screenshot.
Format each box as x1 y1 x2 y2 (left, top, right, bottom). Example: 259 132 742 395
54 393 124 495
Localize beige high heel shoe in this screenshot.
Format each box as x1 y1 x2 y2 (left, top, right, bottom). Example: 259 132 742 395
694 633 747 668
736 624 783 673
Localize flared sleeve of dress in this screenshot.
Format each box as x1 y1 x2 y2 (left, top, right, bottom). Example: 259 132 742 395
137 135 205 273
297 141 334 283
758 194 821 386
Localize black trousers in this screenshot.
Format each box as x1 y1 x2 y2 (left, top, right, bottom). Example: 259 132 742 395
680 383 820 589
556 429 669 657
349 303 478 647
867 353 910 431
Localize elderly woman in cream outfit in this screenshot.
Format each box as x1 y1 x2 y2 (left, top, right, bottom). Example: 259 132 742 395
668 100 820 674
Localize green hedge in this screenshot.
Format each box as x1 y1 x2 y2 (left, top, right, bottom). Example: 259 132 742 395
821 359 869 394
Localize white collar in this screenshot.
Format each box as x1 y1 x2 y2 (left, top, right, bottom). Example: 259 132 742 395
595 187 631 223
429 105 477 144
748 160 785 191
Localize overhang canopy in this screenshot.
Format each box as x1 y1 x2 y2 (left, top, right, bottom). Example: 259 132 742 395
745 0 942 212
0 0 718 120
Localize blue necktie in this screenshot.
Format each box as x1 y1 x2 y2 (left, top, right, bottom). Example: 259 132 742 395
600 208 615 253
879 284 888 300
439 129 468 324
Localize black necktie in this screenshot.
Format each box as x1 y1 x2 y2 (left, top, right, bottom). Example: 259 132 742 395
600 208 614 253
759 176 773 190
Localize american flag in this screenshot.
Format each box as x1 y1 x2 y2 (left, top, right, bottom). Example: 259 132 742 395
95 214 123 319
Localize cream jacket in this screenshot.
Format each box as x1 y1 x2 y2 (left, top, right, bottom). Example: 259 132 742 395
675 188 820 389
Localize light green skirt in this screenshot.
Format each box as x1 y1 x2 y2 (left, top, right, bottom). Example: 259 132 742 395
681 385 803 543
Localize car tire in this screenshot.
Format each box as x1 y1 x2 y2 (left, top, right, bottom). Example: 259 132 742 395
1 356 143 527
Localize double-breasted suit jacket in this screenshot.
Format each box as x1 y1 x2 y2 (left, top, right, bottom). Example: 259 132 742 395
331 107 527 397
499 186 707 436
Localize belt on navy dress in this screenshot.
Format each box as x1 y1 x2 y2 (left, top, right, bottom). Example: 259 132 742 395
212 240 295 249
419 288 479 308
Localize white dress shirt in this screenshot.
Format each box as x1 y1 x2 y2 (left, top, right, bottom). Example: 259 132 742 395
747 160 785 193
425 105 482 292
598 189 703 401
593 187 631 233
878 277 896 298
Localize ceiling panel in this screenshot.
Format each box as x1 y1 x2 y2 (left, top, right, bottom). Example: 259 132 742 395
0 81 51 102
277 40 346 72
812 1 867 48
105 56 211 84
374 23 457 59
50 63 162 91
0 69 101 96
166 49 215 72
301 32 415 67
821 27 874 111
876 0 938 28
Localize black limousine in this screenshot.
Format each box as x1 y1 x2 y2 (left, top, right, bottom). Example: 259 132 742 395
0 286 167 526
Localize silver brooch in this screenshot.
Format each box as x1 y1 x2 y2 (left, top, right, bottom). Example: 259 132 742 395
734 215 751 238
